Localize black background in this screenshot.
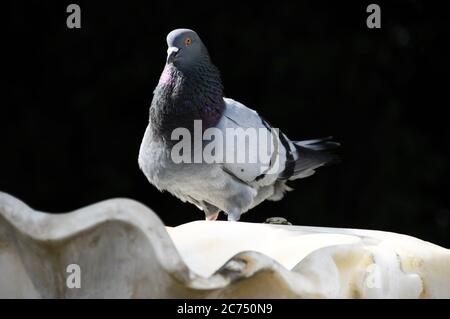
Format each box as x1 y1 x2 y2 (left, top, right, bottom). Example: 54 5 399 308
3 1 449 246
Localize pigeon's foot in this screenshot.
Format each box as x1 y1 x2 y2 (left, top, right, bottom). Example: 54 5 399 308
227 208 241 222
205 212 219 221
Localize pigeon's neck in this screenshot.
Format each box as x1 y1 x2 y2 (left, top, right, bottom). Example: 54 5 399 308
149 61 225 140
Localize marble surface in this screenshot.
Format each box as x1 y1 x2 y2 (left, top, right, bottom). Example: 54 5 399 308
1 191 449 298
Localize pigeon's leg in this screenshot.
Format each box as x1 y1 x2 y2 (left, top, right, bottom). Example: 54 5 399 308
205 212 219 221
203 202 221 221
227 208 241 222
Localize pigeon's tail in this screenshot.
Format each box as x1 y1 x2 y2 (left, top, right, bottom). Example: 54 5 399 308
286 137 340 181
294 136 340 152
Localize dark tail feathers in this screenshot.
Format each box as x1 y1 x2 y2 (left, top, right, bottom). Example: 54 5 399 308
278 136 340 180
295 136 340 152
288 136 340 179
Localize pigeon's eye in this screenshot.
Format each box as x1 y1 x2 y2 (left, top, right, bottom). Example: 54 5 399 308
184 37 193 46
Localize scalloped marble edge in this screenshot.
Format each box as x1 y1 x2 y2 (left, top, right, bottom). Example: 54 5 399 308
1 191 449 298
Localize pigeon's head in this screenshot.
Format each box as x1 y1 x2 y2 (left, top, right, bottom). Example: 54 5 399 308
166 29 208 69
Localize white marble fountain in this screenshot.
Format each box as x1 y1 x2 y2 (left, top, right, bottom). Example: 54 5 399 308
0 191 449 298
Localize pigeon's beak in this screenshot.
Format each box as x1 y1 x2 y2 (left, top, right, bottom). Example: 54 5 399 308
167 47 179 63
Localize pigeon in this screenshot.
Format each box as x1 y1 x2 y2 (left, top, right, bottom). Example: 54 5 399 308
139 28 339 221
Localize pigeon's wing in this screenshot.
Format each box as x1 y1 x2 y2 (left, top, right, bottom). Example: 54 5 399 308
217 98 339 185
216 98 292 187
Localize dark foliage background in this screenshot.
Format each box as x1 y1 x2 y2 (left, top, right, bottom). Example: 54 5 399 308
3 1 449 246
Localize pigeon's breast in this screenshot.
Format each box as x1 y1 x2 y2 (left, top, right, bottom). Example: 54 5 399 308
138 126 172 190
